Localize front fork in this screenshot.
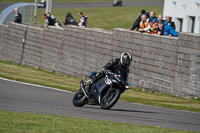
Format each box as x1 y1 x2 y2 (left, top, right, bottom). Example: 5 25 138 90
104 86 114 98
80 79 91 97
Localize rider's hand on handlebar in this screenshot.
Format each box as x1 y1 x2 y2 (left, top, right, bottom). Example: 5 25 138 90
104 70 112 75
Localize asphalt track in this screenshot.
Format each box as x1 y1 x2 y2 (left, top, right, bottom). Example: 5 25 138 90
0 77 200 132
0 1 164 10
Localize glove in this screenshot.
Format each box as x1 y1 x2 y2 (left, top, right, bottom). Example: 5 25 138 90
103 70 112 75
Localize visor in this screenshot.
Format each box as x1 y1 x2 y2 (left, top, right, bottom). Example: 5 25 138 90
123 60 131 66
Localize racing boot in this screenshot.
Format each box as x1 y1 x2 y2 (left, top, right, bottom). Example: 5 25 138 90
85 73 98 93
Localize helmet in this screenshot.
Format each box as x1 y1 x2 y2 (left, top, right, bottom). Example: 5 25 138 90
120 53 132 66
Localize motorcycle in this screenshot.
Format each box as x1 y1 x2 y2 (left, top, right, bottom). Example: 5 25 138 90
72 68 129 109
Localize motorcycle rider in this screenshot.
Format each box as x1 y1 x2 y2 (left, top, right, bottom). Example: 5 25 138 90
85 53 132 92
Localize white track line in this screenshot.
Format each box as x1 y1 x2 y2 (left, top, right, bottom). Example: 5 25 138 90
0 77 199 114
0 77 74 94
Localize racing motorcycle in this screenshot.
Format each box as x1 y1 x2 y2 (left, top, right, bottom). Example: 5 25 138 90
72 68 129 109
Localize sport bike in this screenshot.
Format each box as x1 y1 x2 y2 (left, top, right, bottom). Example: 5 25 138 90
72 68 129 109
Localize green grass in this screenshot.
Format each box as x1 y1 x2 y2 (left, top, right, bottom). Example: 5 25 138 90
0 4 163 30
0 60 80 92
0 0 162 3
121 89 200 112
35 6 163 30
0 110 197 133
0 60 200 112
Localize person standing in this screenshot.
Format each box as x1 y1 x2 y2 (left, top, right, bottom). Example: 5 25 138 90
130 9 146 31
43 14 55 27
46 12 61 27
165 16 176 30
12 8 22 24
149 11 157 23
147 20 158 34
157 14 167 26
78 12 88 27
138 15 151 32
63 12 78 26
158 20 178 37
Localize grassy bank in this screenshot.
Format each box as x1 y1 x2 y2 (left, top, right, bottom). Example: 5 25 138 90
0 110 197 133
35 6 163 30
0 5 163 30
0 60 199 112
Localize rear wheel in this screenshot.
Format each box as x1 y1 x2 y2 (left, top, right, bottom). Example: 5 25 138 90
72 88 87 107
100 88 121 109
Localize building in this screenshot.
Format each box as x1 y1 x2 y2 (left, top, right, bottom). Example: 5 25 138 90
163 0 200 34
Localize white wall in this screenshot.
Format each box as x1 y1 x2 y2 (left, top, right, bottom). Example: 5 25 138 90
163 0 200 34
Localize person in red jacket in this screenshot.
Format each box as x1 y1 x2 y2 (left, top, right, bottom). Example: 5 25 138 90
147 20 158 34
78 12 88 27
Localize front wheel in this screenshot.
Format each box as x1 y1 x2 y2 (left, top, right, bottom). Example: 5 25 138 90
100 88 121 109
72 88 87 107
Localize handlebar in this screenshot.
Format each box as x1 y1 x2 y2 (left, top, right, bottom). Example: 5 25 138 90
104 70 113 75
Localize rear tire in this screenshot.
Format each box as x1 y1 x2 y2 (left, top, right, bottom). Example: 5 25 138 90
72 88 87 107
100 88 121 110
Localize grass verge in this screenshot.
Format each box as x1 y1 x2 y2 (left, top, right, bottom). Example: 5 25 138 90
0 60 199 112
1 5 163 30
35 6 163 30
0 110 197 133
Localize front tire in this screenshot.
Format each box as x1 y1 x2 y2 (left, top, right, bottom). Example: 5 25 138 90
72 88 87 107
100 88 121 109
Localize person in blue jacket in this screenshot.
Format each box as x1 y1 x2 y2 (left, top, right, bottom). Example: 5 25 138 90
158 20 178 37
149 11 157 23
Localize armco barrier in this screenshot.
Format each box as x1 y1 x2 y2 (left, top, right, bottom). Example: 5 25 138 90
0 23 199 98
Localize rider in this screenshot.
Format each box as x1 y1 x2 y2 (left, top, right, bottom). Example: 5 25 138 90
85 53 132 92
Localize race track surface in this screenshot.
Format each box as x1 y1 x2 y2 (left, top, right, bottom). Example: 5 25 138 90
0 1 163 10
0 77 200 132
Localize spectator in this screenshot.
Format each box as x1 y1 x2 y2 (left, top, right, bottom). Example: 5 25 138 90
158 20 164 35
43 14 56 27
46 12 61 27
12 8 22 24
138 15 151 32
144 12 150 19
158 20 178 37
157 14 167 26
165 16 175 30
130 9 146 31
63 12 78 26
78 12 88 27
147 20 158 34
157 14 162 24
149 11 157 23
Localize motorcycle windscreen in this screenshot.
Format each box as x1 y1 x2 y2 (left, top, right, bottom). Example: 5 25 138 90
115 68 128 85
